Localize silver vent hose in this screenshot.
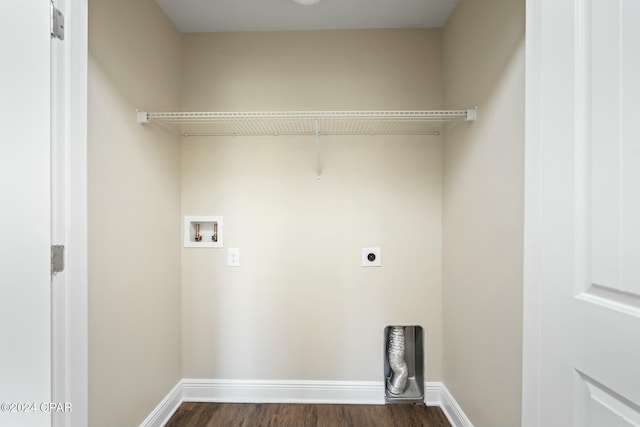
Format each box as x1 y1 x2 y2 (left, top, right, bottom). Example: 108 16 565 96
387 326 408 395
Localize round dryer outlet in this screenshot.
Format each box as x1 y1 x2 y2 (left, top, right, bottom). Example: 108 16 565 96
362 247 381 267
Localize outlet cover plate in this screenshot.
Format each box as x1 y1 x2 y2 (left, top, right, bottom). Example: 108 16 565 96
362 247 381 267
228 248 240 267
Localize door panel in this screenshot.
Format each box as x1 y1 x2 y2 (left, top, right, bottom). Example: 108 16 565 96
590 0 640 295
577 372 640 427
580 0 640 311
578 0 640 409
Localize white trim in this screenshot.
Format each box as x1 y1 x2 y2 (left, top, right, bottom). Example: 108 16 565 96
424 382 444 406
438 384 475 427
522 0 542 427
424 382 475 427
69 0 89 424
181 379 385 405
139 381 184 427
140 379 474 427
51 0 88 426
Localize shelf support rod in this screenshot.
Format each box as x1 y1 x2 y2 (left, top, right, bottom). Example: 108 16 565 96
315 119 322 182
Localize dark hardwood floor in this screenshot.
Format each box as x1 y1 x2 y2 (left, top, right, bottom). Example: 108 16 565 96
164 402 451 427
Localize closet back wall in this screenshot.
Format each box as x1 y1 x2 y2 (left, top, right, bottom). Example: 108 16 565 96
180 30 444 381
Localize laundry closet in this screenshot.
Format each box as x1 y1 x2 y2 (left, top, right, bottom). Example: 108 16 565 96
87 1 524 426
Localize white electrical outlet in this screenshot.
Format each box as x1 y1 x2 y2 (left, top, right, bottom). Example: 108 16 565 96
228 248 240 267
362 247 381 267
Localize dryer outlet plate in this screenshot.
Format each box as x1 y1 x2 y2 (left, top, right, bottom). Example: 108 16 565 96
362 247 381 267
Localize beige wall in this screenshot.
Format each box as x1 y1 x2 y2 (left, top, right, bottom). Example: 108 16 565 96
88 0 182 425
180 30 443 111
442 1 525 426
180 30 444 381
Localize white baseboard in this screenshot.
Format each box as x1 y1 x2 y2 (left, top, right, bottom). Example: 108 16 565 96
139 380 183 427
181 378 385 404
425 381 445 406
425 382 475 427
140 379 473 427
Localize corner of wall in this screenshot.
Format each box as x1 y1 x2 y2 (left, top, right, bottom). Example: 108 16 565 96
88 0 182 425
441 0 525 426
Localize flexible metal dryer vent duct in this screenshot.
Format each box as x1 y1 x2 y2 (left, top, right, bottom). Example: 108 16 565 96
386 326 408 395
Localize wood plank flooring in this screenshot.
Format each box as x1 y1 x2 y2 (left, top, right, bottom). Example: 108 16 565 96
164 402 452 427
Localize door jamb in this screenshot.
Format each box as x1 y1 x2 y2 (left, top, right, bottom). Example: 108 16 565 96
522 0 542 426
52 1 88 425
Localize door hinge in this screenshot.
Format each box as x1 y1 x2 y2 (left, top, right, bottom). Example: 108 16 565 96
50 0 64 41
51 245 65 276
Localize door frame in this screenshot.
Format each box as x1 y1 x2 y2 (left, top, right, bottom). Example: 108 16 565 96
62 1 552 426
522 0 542 425
53 0 89 425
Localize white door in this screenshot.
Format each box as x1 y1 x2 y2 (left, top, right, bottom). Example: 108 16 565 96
0 2 53 427
524 1 640 426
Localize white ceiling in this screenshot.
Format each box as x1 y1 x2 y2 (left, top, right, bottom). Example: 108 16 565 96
155 0 459 33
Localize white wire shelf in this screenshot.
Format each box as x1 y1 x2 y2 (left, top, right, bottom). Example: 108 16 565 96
137 109 477 137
